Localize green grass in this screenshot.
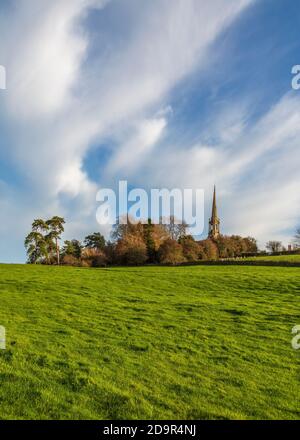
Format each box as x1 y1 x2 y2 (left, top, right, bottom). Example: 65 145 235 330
243 254 300 262
0 264 299 420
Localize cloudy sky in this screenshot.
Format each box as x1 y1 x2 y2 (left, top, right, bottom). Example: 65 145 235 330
0 0 300 262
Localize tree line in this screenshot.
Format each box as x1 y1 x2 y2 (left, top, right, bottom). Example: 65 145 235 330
265 233 300 253
25 216 258 266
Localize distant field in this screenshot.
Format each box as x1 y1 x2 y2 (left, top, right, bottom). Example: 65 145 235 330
243 254 300 263
0 264 299 420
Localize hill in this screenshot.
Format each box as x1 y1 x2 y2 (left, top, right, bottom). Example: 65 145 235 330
0 264 299 419
243 254 300 263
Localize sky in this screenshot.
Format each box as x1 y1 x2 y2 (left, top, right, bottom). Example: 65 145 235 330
0 0 300 263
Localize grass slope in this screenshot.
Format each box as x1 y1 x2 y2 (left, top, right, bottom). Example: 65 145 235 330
244 254 300 263
0 264 299 420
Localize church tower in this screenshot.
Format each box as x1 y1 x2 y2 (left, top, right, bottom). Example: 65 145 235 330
208 185 220 239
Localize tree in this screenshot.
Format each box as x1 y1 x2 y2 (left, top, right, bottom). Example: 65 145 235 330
142 221 170 262
62 240 82 259
243 236 258 253
198 238 219 260
46 216 65 265
143 219 156 263
294 228 300 248
84 232 105 250
151 224 170 249
215 236 233 258
32 219 49 234
115 234 147 265
179 235 199 262
111 216 141 241
160 216 187 241
24 231 48 264
158 239 185 265
81 247 107 267
25 219 50 263
266 240 282 253
61 254 80 266
103 242 117 265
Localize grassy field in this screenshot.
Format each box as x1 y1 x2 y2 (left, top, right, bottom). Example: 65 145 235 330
0 264 299 420
243 254 300 263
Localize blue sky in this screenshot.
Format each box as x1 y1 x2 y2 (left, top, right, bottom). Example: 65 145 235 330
0 0 300 262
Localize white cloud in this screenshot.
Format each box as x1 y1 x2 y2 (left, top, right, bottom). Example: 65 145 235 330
134 92 300 247
2 0 107 118
106 116 167 177
0 0 257 261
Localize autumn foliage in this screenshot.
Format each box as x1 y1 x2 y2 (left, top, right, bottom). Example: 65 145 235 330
26 216 258 266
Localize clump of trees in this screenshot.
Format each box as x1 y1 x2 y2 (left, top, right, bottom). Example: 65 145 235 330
158 238 186 265
61 232 107 267
25 219 107 267
25 215 258 266
24 217 65 264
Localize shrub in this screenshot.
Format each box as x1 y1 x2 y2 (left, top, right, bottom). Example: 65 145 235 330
198 239 219 260
179 235 199 262
198 236 258 260
81 248 107 267
61 240 82 259
84 233 105 250
115 234 147 265
215 236 235 258
158 239 185 265
61 255 80 266
91 253 107 267
103 242 117 265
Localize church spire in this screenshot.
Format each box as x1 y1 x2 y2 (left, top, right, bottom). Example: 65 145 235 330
208 185 220 239
211 185 218 220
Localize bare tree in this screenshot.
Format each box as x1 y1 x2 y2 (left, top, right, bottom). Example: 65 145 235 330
294 228 300 248
266 241 282 253
160 216 187 241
